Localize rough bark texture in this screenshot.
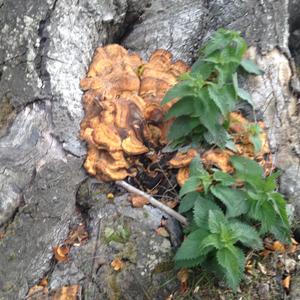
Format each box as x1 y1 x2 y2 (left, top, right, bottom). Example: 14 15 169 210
0 0 299 299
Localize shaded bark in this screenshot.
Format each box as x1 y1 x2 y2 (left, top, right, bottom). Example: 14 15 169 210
0 0 299 298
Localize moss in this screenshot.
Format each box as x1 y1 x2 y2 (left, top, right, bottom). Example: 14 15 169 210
119 241 137 263
152 260 174 274
2 281 15 292
143 211 149 218
296 66 300 78
107 274 121 300
8 253 16 262
104 224 131 244
0 93 14 133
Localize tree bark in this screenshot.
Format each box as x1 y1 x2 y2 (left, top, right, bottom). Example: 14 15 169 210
0 0 299 298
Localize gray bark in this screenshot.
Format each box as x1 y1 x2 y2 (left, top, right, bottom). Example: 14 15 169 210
0 0 299 299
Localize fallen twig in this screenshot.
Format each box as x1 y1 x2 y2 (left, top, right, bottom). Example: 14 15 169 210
116 180 188 226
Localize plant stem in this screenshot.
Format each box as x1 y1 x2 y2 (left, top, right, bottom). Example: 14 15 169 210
116 180 188 226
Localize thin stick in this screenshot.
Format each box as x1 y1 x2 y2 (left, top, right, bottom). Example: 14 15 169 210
116 180 188 226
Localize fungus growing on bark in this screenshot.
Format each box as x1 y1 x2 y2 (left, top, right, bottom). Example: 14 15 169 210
169 149 198 168
80 44 189 181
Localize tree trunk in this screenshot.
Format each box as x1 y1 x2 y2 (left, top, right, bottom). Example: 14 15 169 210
0 0 299 298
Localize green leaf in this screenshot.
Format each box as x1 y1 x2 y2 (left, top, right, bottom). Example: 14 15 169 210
201 29 231 57
179 192 205 213
247 123 263 153
203 129 229 148
175 228 210 261
168 116 199 140
210 184 249 218
263 171 280 192
208 84 237 116
179 176 201 197
232 73 253 106
216 64 239 85
216 246 244 290
230 221 263 249
230 156 263 189
175 256 205 269
208 210 227 234
193 87 228 147
240 59 264 75
193 197 221 228
191 60 214 79
162 81 194 105
164 97 195 120
188 156 213 193
225 139 237 152
248 198 276 234
199 234 222 251
250 134 262 153
189 156 205 177
269 192 289 227
213 171 236 186
232 35 247 59
237 87 253 105
270 219 291 244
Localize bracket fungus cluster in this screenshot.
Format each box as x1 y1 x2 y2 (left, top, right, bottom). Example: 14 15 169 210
80 44 189 182
80 45 272 194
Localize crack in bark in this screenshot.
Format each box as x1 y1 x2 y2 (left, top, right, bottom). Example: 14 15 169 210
34 0 59 92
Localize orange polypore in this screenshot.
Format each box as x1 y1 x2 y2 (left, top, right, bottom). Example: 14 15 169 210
80 44 189 181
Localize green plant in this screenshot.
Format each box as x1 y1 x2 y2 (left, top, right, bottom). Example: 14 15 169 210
163 29 291 291
174 156 290 290
162 29 263 149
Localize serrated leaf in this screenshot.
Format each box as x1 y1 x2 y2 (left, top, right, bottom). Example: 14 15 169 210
199 234 222 252
175 256 205 269
263 171 280 192
189 156 205 177
193 87 229 147
225 138 237 152
208 210 227 234
191 60 214 79
232 73 253 106
270 219 291 244
179 192 205 213
250 134 262 153
230 221 263 249
237 87 253 105
248 198 276 234
216 246 244 290
201 30 231 57
208 84 237 116
165 97 195 120
213 171 236 186
168 116 199 140
216 64 239 85
269 192 289 227
162 81 194 105
203 128 229 148
210 184 249 218
240 59 264 75
231 32 247 58
179 176 201 197
231 156 263 190
193 198 221 228
175 228 210 261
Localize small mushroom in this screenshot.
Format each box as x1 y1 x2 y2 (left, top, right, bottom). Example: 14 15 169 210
84 146 100 176
202 149 234 173
177 167 190 187
95 151 130 181
92 123 122 152
122 130 149 155
169 149 198 168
